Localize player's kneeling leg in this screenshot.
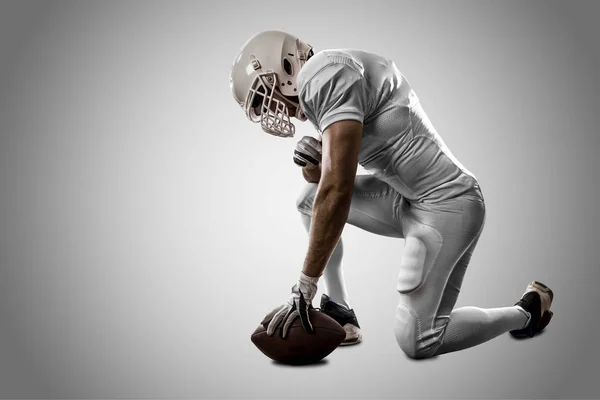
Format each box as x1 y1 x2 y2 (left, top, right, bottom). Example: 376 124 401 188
394 235 444 359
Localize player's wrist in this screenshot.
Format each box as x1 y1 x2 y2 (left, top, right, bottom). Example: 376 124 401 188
296 271 319 303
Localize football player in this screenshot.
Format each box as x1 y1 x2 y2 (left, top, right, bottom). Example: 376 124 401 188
229 30 554 357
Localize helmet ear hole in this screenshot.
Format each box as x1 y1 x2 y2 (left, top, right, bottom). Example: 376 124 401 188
283 58 293 76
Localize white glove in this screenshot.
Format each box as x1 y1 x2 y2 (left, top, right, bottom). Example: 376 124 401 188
264 272 319 338
293 136 322 168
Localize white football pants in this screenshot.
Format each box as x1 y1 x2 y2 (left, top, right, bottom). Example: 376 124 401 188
296 175 528 359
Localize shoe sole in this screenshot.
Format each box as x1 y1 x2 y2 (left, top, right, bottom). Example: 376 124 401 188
539 310 554 332
340 334 363 346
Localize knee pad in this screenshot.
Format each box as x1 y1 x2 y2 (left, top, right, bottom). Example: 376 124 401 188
395 303 444 359
296 183 318 214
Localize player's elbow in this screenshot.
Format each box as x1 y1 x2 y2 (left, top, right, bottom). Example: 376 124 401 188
319 169 354 194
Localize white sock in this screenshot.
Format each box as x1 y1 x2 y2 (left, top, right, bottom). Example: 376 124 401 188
435 305 531 356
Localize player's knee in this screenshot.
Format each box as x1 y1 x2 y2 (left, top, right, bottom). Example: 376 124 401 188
397 236 427 294
296 182 318 215
394 303 443 360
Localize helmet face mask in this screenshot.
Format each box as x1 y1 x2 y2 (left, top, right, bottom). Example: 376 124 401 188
245 70 297 137
230 30 313 138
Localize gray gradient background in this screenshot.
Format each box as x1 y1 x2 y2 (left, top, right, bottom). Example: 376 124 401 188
0 0 598 398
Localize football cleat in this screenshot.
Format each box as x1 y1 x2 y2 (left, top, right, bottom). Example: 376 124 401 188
320 294 363 346
510 281 554 338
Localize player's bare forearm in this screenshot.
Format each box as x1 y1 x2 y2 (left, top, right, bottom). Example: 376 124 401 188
301 120 363 278
301 182 353 277
302 164 321 183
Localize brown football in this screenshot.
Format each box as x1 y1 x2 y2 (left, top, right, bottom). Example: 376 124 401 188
251 309 345 365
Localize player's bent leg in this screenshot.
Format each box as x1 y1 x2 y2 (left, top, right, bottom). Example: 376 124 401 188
301 214 362 345
296 175 403 309
393 194 547 359
297 175 403 346
431 236 530 356
296 175 402 305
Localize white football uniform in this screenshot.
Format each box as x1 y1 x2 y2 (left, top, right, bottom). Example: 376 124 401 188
295 50 529 358
297 49 480 203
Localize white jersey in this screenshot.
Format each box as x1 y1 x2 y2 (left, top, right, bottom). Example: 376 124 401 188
297 49 479 203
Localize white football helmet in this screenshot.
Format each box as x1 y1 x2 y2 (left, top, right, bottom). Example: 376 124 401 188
229 30 313 138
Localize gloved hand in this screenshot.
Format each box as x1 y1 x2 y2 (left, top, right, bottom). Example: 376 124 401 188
264 272 319 338
293 136 322 168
